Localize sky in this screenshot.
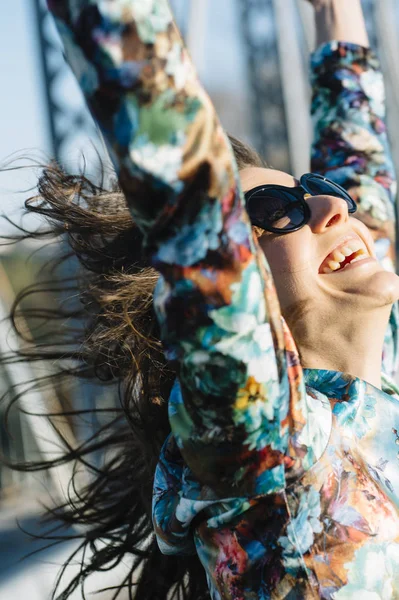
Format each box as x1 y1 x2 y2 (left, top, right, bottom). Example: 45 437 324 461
0 0 50 233
0 0 49 158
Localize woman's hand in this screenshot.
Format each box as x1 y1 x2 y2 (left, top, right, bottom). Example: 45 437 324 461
305 0 369 48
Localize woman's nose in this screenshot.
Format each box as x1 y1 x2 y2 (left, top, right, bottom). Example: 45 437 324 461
306 194 349 233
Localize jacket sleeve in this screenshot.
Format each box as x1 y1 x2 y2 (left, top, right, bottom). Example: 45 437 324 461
311 41 397 271
48 0 327 501
311 42 399 377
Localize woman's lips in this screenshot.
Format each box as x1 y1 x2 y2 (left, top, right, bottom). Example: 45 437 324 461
319 237 371 274
327 256 376 273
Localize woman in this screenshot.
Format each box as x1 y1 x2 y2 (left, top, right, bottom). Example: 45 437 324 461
8 0 399 598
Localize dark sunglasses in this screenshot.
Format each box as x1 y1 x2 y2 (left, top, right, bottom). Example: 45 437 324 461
244 173 357 234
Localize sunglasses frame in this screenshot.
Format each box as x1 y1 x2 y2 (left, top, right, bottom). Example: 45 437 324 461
244 173 357 234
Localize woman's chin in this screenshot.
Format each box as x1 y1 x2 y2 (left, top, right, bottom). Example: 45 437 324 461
373 270 399 305
320 261 399 308
347 269 399 308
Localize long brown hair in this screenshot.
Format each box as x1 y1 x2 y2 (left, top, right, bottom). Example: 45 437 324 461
2 136 265 599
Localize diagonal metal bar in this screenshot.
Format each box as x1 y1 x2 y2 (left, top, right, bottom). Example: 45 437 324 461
32 0 58 159
238 0 290 172
32 0 104 172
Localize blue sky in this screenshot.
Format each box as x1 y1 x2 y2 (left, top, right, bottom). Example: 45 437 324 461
0 0 50 232
0 0 49 158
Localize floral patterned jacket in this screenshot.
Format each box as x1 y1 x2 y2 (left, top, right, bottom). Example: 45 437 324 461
49 1 399 598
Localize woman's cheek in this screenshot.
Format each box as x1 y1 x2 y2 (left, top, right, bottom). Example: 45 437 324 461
261 238 315 312
262 237 309 276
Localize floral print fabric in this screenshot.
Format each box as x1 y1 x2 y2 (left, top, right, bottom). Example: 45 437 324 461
48 2 399 598
311 42 397 265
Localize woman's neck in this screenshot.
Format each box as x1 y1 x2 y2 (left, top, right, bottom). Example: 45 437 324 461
288 304 392 389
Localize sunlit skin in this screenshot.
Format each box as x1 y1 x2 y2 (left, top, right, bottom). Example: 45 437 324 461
240 166 399 389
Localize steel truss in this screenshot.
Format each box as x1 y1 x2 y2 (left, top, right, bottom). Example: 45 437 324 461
33 0 106 173
238 0 291 172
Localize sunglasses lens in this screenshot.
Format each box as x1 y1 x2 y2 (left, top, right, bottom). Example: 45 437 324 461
304 175 357 213
247 190 307 231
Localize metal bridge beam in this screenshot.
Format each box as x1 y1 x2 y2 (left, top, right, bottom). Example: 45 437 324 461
238 0 290 172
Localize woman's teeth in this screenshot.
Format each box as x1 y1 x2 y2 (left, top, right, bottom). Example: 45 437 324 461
333 251 346 262
326 261 340 272
341 246 354 257
321 240 369 274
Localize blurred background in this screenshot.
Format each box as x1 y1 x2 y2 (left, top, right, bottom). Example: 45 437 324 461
1 0 399 598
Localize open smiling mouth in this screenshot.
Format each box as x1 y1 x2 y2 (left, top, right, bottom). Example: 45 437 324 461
319 238 370 274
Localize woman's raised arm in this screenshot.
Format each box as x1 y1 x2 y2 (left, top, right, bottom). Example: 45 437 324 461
309 0 397 272
47 0 322 505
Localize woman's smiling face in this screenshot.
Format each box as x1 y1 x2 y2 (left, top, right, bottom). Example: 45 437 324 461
240 167 399 322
